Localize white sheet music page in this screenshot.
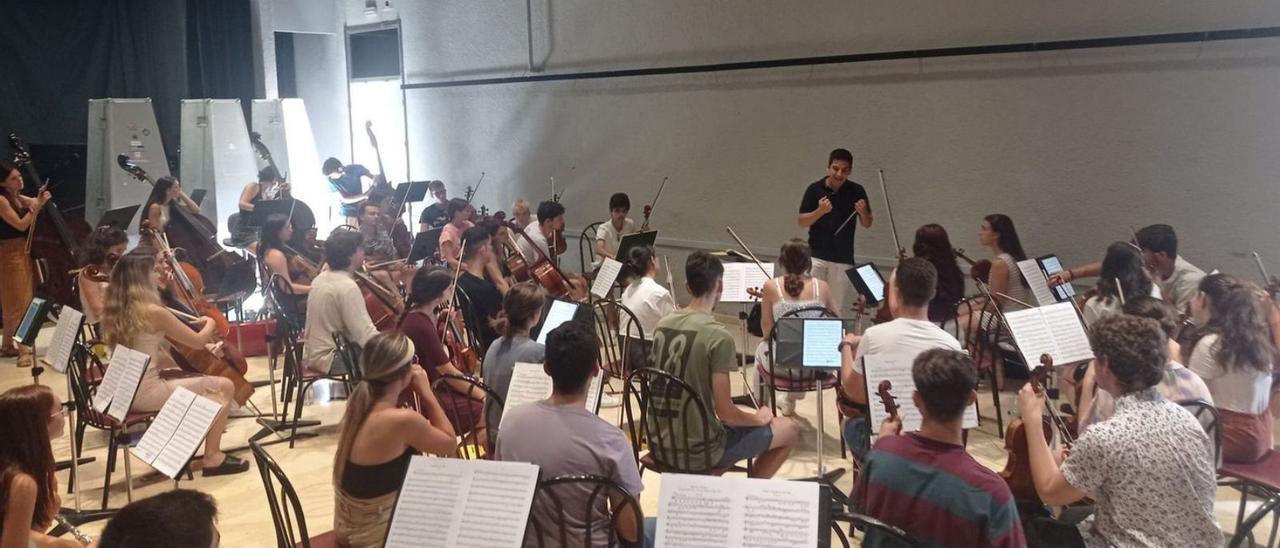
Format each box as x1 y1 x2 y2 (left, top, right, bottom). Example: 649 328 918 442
863 353 979 432
105 346 150 422
1016 259 1056 307
656 474 818 548
501 362 605 422
47 307 82 374
151 393 220 479
131 386 196 465
386 457 539 548
92 346 126 413
721 262 774 303
1041 302 1094 365
591 257 623 298
1002 307 1059 369
585 367 604 413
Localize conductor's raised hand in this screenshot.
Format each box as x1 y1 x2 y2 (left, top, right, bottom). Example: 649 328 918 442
854 198 869 217
816 196 833 215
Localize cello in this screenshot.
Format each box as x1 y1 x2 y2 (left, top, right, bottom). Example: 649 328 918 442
505 219 577 300
8 133 92 307
436 242 479 376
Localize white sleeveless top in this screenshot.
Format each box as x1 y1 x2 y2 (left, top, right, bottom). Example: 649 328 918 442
996 253 1032 311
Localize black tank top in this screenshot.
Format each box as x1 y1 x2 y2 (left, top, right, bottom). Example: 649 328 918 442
0 200 29 240
341 448 415 499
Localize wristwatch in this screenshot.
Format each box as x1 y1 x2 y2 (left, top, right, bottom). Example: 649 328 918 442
838 341 855 352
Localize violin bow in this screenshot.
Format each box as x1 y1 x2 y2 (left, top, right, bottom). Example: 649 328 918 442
724 226 773 280
640 176 668 232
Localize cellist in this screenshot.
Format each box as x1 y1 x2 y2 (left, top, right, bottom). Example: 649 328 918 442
100 250 249 476
0 160 49 366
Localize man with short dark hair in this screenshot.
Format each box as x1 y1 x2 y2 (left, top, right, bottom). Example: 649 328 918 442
322 157 373 226
518 200 567 264
1020 315 1219 547
458 225 504 351
649 251 799 478
853 349 1024 547
1050 223 1204 310
593 192 636 269
418 180 449 231
798 148 873 314
496 321 644 547
304 229 378 373
98 489 220 547
841 258 962 460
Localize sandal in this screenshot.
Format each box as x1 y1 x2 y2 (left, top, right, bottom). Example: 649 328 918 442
0 345 18 358
202 454 250 477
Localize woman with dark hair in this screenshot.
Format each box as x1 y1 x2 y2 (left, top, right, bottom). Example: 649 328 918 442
1188 273 1276 463
399 266 487 437
0 161 50 366
258 214 311 296
77 225 128 326
0 384 86 547
753 238 839 415
332 332 455 548
143 176 201 234
619 244 675 338
482 282 547 403
978 214 1031 311
911 224 965 323
1082 242 1156 327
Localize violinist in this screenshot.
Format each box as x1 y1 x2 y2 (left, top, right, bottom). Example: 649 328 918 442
101 251 248 476
1081 242 1157 328
258 214 312 297
619 244 675 368
399 267 488 440
840 258 963 460
797 148 872 313
1050 224 1205 311
417 180 449 232
303 230 379 374
230 166 287 248
956 214 1032 370
482 282 547 405
852 349 1024 548
322 157 373 226
77 225 128 327
592 192 636 270
911 224 966 324
438 198 475 269
457 226 504 351
1018 316 1218 547
143 176 201 234
0 161 49 366
511 199 533 230
516 201 565 265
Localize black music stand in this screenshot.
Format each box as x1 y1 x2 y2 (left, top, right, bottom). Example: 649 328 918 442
615 230 658 261
189 189 208 207
409 227 444 265
96 205 141 231
252 199 298 227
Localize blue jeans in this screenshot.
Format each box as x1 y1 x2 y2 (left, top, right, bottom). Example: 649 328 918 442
843 416 870 461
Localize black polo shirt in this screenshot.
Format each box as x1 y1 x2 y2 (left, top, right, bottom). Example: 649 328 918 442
799 177 869 264
419 202 448 228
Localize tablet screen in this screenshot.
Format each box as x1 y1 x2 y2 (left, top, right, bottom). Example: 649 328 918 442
1038 255 1076 301
856 263 886 304
16 298 46 345
536 300 580 344
801 319 843 368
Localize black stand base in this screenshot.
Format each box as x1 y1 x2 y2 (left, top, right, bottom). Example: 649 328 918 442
55 457 96 472
247 418 321 445
48 508 116 537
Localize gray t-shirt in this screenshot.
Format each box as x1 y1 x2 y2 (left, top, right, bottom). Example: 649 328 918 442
495 401 644 547
482 335 545 403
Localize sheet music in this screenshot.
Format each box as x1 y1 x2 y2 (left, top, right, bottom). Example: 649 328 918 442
800 319 842 368
862 353 979 433
1017 259 1056 307
655 474 818 548
132 387 196 464
535 300 579 345
103 346 150 422
721 262 774 303
386 457 539 548
1041 302 1095 364
1002 307 1059 367
129 387 221 478
92 346 125 413
590 257 623 298
46 308 83 374
501 362 604 423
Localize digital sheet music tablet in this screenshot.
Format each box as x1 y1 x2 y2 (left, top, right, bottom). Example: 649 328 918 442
615 230 658 262
15 297 51 348
531 299 590 345
773 317 848 369
96 205 140 230
1036 254 1077 302
846 262 887 306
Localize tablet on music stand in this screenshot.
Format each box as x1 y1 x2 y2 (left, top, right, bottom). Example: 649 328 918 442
15 297 52 348
1036 254 1077 302
846 262 888 306
773 317 846 369
531 298 591 345
616 230 658 262
96 205 140 230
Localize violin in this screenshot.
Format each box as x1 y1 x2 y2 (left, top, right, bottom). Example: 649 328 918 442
1000 357 1054 509
142 224 254 405
876 380 899 422
953 247 992 284
9 133 92 307
639 176 668 232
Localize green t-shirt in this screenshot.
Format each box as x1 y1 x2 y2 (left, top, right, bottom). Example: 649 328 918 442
648 309 739 468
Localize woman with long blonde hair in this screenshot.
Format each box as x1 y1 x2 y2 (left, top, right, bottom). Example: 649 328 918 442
333 332 456 548
101 251 247 476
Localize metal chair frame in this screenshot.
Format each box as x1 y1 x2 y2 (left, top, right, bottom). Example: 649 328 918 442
528 474 644 548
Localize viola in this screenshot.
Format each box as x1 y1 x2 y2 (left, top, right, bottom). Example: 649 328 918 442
953 247 992 284
1000 355 1062 511
9 133 92 307
876 380 899 421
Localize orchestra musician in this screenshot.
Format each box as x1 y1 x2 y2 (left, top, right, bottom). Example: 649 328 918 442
481 282 547 404
618 244 675 370
957 214 1032 387
517 201 566 265
143 176 201 234
0 161 49 367
417 180 449 232
101 251 248 476
357 200 406 295
303 230 379 374
457 226 504 352
438 198 474 270
1050 224 1205 312
0 384 89 548
77 225 128 327
511 199 533 231
592 192 636 270
910 224 966 324
1081 242 1158 328
322 157 373 226
230 165 288 248
797 148 872 314
258 214 312 297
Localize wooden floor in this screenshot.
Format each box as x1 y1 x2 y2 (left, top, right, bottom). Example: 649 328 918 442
2 320 1271 547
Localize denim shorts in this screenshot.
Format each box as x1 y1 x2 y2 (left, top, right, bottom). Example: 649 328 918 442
717 424 774 467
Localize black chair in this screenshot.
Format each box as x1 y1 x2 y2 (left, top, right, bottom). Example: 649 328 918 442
760 305 839 415
527 474 644 548
249 441 337 548
592 299 647 386
1178 399 1222 467
1228 491 1280 548
622 367 750 476
579 221 604 274
952 296 1008 436
830 511 924 548
431 374 504 459
281 330 355 448
452 286 486 357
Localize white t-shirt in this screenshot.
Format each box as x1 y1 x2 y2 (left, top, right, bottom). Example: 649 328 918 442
593 217 636 269
852 318 963 374
620 276 675 339
1163 256 1205 311
1188 333 1271 414
518 222 550 264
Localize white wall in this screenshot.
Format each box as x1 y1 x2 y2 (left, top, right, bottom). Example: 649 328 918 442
364 1 1280 293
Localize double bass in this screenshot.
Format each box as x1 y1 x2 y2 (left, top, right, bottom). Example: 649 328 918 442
8 133 92 307
364 121 412 259
248 132 317 256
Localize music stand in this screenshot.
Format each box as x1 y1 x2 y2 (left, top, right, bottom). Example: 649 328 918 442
615 230 658 262
845 262 888 307
530 298 592 344
396 181 429 225
96 205 140 231
774 317 847 479
16 297 52 350
409 227 444 265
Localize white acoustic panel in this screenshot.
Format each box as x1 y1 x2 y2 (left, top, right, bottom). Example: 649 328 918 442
85 98 169 232
252 98 332 235
180 99 258 240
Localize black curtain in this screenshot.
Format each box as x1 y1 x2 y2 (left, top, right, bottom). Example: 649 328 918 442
186 0 255 121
